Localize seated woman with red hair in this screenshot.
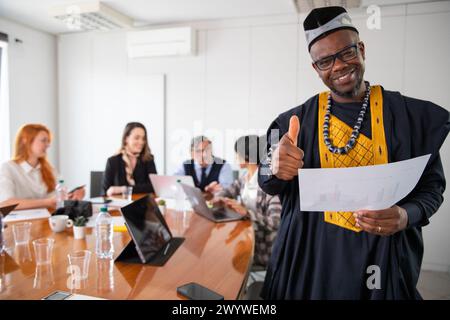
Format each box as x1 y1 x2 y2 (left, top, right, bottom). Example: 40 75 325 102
0 124 84 210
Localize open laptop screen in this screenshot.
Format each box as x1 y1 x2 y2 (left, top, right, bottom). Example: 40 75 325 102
181 184 212 215
120 196 171 263
149 174 195 198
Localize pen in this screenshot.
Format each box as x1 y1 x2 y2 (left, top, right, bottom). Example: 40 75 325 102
163 243 170 255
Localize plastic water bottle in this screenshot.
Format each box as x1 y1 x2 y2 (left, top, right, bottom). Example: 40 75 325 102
55 179 67 209
95 207 114 259
175 179 185 213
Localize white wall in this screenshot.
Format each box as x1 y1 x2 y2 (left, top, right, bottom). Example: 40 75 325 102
57 32 165 196
57 1 450 271
402 2 450 273
0 18 58 166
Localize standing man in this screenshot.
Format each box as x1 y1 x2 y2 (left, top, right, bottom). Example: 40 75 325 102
258 6 450 299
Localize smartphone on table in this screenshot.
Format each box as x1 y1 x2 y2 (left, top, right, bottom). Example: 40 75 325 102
177 282 224 300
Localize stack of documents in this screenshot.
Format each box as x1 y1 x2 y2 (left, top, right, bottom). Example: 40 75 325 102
3 209 50 223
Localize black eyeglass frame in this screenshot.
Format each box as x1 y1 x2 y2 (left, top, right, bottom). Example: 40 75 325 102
313 42 362 71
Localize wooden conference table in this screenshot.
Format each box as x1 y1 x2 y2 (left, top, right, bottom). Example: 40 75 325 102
0 194 255 300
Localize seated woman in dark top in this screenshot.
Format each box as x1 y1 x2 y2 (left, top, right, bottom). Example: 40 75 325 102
103 122 157 196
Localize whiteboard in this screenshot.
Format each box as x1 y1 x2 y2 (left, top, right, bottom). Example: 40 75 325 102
88 74 166 184
125 74 165 174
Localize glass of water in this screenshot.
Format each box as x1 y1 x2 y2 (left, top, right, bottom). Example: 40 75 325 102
123 186 133 201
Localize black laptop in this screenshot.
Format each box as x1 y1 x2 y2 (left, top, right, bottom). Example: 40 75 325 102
180 184 244 223
115 195 184 266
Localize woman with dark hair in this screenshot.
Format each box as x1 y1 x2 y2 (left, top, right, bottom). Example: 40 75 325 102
102 122 157 196
212 135 281 268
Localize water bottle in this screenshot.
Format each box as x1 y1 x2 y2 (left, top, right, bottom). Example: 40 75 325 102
55 179 67 209
95 207 114 259
97 258 114 293
175 179 185 213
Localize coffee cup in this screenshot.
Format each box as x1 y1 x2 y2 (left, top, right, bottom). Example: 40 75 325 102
49 215 73 233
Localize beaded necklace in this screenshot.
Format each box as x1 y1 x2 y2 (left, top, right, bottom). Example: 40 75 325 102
323 81 371 154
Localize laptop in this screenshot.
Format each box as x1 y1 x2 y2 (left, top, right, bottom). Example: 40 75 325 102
149 174 195 198
180 184 244 223
0 203 19 216
115 195 184 266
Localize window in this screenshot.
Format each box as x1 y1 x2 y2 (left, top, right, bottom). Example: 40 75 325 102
0 32 10 164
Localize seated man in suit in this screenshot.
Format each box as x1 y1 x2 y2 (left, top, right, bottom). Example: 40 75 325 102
173 136 233 192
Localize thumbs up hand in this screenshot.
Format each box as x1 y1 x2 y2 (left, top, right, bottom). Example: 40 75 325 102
271 115 304 181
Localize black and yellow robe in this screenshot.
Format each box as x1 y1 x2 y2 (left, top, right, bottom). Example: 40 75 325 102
258 86 450 299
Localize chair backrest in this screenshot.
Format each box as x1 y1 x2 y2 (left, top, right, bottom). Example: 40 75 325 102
90 171 104 198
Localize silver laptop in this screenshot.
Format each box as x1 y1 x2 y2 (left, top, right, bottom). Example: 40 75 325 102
149 174 195 199
180 183 244 223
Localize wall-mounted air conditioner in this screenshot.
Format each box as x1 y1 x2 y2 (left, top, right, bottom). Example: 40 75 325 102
127 27 196 58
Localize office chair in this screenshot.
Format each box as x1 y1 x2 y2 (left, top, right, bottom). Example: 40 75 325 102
90 171 104 198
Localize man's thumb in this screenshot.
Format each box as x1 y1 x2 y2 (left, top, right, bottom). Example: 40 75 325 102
288 115 300 145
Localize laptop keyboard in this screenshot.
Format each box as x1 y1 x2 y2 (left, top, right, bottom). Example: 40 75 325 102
211 207 227 219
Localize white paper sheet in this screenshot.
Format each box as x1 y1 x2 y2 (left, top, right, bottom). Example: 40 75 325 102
65 294 106 300
298 154 431 212
3 208 50 223
105 199 133 208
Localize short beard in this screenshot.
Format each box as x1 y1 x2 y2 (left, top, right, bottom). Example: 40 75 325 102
330 70 364 99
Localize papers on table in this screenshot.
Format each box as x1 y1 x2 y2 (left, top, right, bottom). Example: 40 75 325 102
88 197 111 204
90 199 132 213
3 209 50 223
111 216 125 228
65 294 106 300
42 291 106 300
88 197 132 208
105 198 133 208
298 154 431 212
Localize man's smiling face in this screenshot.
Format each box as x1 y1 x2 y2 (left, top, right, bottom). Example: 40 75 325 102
310 29 366 99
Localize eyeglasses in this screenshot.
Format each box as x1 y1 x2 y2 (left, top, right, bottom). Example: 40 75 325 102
193 145 211 154
313 43 360 71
